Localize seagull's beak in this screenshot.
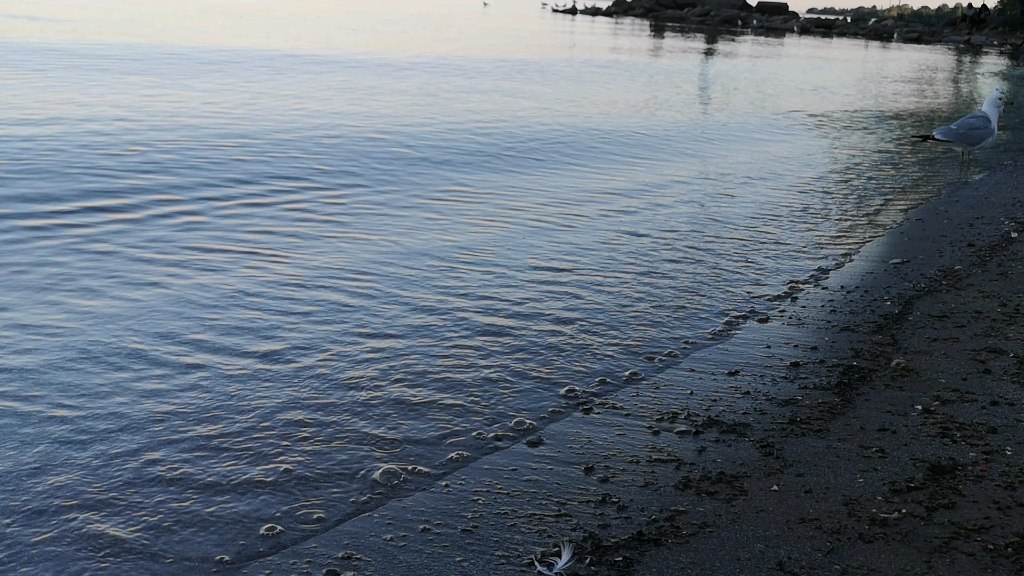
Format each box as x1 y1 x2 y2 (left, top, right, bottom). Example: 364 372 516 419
1007 98 1015 106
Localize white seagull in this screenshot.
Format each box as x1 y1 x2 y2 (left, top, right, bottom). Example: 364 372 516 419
915 86 1012 174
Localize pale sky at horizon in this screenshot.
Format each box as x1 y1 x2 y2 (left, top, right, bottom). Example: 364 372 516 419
0 0 964 53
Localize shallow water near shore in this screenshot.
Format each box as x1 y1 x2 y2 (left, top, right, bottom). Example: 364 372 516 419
2 1 1024 573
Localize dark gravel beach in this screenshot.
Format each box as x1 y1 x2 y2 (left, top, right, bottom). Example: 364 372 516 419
629 161 1024 575
232 160 1024 576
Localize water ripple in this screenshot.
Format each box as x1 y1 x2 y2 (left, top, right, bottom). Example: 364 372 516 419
1 33 1022 575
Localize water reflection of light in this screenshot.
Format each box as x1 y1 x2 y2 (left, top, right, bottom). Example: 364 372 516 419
0 0 633 56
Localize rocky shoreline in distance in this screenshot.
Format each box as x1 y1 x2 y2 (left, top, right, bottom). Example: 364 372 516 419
554 0 1024 54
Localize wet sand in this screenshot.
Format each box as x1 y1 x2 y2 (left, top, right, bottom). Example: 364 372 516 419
630 160 1024 575
230 158 1024 576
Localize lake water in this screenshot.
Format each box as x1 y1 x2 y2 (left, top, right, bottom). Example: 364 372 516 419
1 1 1022 573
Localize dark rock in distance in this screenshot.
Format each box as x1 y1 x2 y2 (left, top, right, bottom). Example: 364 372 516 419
754 1 790 16
651 9 690 23
704 0 754 11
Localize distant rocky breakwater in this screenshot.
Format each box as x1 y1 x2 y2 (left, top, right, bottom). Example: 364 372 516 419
555 0 1024 52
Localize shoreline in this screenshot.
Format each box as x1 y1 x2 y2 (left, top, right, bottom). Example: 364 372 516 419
228 161 1024 575
555 1 1024 52
627 157 1024 575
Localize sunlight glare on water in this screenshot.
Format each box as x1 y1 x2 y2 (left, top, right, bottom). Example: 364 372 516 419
2 0 630 55
1 1 1023 574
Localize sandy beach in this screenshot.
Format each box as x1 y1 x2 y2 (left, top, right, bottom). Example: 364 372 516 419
228 158 1024 576
628 158 1024 575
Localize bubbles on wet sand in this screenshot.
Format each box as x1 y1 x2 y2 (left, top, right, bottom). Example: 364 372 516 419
372 465 406 486
472 430 488 440
406 465 432 476
259 524 285 538
624 369 645 381
509 417 535 432
369 435 404 454
707 326 733 339
371 464 431 486
663 350 681 358
724 312 750 325
215 555 231 564
444 451 471 463
594 377 612 385
560 385 583 398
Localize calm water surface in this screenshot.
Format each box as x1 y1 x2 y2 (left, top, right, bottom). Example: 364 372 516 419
1 1 1023 573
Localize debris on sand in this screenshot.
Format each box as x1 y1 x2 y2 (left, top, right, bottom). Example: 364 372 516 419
532 541 575 575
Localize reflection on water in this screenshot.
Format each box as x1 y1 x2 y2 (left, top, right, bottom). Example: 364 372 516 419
1 6 1023 574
